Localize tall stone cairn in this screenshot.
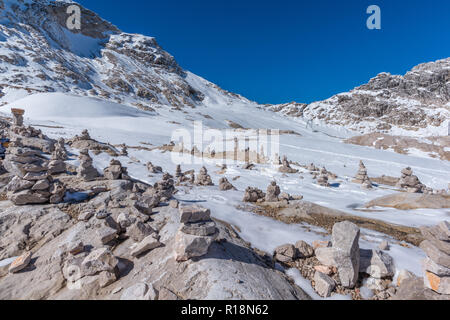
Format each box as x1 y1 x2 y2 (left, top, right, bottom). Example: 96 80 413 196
4 138 65 205
195 166 213 186
317 168 330 187
77 149 99 182
265 181 281 202
353 161 373 189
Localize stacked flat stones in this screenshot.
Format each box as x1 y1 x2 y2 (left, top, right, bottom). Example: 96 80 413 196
77 149 99 182
396 167 425 193
420 221 450 295
5 138 64 205
48 138 67 175
265 181 281 202
218 177 236 191
317 168 330 187
147 161 162 174
195 166 213 186
154 173 175 201
103 159 130 180
174 205 218 262
353 161 373 189
278 156 298 174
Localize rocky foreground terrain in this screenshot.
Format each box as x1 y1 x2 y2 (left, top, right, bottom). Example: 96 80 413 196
0 0 449 301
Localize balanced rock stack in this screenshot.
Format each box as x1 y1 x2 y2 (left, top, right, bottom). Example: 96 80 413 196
4 138 65 205
307 163 320 173
147 161 162 174
77 149 99 182
218 177 236 191
420 221 450 295
195 166 213 186
78 129 91 141
265 181 281 202
103 159 130 180
317 168 330 187
396 167 425 193
11 108 24 127
48 140 67 175
278 156 298 174
353 161 373 189
174 164 189 184
243 186 265 203
154 173 175 201
174 205 218 262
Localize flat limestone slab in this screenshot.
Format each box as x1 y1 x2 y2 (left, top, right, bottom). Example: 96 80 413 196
365 193 450 210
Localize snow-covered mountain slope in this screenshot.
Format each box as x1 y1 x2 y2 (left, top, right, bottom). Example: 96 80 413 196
0 0 252 112
269 58 450 137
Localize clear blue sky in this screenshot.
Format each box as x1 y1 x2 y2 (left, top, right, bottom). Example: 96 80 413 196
76 0 450 104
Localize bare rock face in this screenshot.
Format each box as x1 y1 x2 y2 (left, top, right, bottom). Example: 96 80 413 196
195 167 213 186
218 177 236 191
265 181 281 202
270 58 450 136
77 149 99 182
120 283 157 300
420 222 450 295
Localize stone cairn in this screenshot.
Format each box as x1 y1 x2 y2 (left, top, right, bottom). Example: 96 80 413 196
103 159 130 180
77 149 99 182
120 145 128 156
154 173 175 201
353 161 373 189
174 164 189 184
78 129 91 141
174 205 218 262
396 167 425 193
218 177 236 191
273 221 396 299
147 161 162 174
278 156 298 174
48 139 67 175
195 166 213 186
4 138 65 205
317 168 330 187
420 221 450 295
11 108 24 127
243 187 265 203
265 181 281 202
53 138 68 161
